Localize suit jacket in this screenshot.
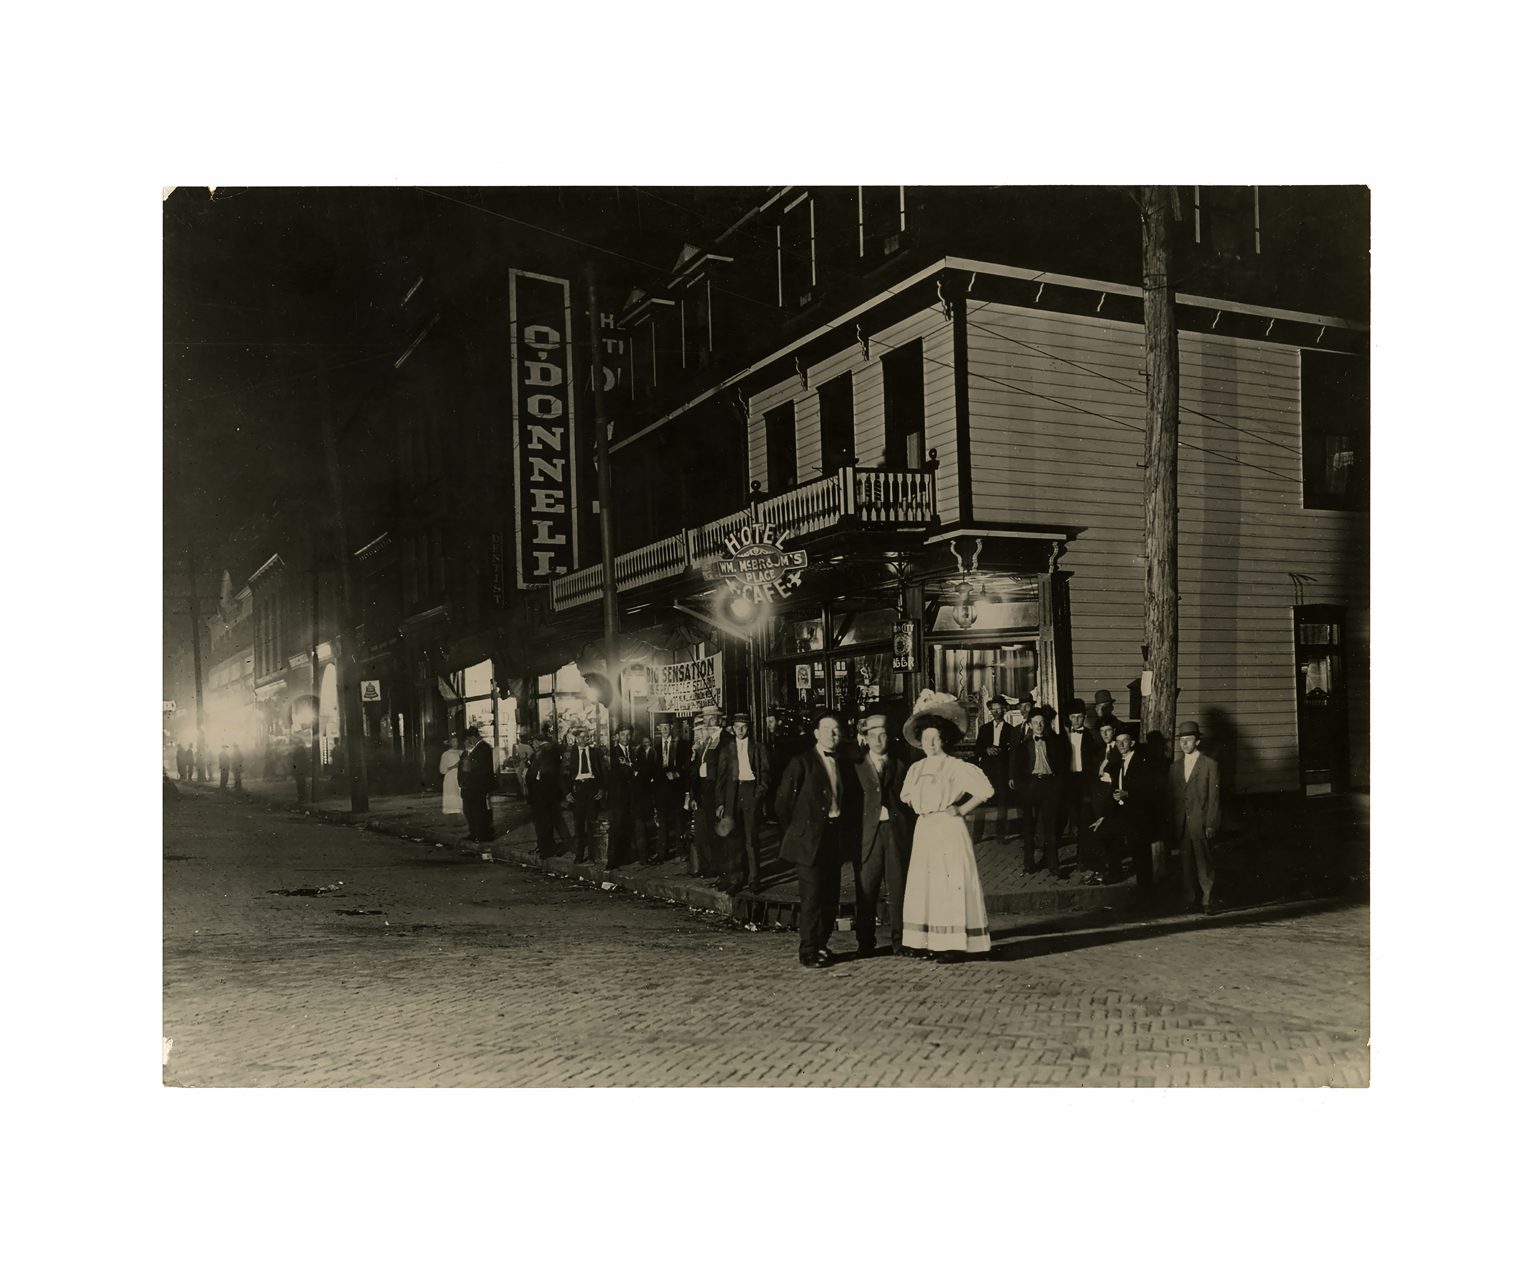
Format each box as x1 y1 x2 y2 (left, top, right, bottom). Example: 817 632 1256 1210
525 746 562 801
564 744 607 791
608 741 640 808
974 719 1015 783
1063 725 1104 778
632 739 658 787
689 735 723 807
1167 751 1221 840
717 735 771 814
1010 730 1071 788
459 740 495 797
1104 747 1159 838
853 751 913 862
651 736 686 791
774 747 853 867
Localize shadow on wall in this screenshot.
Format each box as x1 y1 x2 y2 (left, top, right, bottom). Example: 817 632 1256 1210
1200 704 1244 800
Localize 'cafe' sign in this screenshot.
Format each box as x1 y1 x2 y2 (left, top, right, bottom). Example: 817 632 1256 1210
707 521 809 603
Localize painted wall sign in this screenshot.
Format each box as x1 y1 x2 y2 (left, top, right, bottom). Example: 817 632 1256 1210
509 269 580 588
360 680 382 703
704 521 808 604
651 653 724 713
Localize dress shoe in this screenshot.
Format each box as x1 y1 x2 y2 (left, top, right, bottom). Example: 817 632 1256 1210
856 942 877 959
799 949 836 969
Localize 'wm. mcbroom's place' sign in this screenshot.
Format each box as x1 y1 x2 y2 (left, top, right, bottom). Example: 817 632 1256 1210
509 269 579 588
705 522 809 603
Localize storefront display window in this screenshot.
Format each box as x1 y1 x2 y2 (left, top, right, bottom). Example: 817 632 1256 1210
764 610 824 658
832 607 900 649
929 643 1038 736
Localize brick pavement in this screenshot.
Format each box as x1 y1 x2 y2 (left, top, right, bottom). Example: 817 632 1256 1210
164 789 1369 1087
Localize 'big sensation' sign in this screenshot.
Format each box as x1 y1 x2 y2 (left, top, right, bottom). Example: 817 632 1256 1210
509 270 580 588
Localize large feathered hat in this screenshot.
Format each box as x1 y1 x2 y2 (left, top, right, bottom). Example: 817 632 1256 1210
902 688 971 748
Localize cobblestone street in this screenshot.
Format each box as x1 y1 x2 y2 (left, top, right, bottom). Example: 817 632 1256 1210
164 789 1368 1087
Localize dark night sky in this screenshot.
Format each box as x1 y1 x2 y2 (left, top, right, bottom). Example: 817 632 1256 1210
161 185 761 568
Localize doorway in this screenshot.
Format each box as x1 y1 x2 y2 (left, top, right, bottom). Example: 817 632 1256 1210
1293 605 1350 794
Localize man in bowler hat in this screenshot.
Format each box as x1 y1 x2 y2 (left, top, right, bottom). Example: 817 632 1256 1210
851 712 913 957
775 710 855 968
1168 720 1221 912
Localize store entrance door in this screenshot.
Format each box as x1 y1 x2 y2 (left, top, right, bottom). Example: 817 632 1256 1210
1294 605 1350 795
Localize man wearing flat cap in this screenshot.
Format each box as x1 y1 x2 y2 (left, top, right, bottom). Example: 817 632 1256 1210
1167 720 1221 912
717 711 771 892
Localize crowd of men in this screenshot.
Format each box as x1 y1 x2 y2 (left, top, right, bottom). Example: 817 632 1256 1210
506 689 1221 915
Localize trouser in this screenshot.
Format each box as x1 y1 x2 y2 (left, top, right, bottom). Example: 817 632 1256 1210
233 770 243 792
462 789 494 841
722 782 764 886
970 774 1013 842
1060 773 1084 838
571 780 600 857
854 823 909 950
1179 826 1216 905
530 789 567 852
690 784 718 875
1020 776 1061 870
606 789 642 867
651 783 682 859
796 845 843 962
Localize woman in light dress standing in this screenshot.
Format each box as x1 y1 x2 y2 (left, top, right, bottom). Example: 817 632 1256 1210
438 735 463 815
899 690 993 962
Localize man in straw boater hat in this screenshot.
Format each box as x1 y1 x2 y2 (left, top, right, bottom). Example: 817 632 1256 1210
851 711 914 958
775 709 858 969
1167 719 1221 913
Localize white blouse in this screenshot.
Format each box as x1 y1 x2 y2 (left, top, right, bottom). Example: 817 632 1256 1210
900 754 994 815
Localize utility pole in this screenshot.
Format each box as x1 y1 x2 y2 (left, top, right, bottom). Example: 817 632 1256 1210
1140 185 1180 744
586 267 622 742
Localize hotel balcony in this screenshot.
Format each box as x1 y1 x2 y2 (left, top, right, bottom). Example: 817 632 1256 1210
549 465 935 613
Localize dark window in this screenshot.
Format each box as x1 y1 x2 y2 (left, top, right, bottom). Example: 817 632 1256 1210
881 340 925 468
778 196 815 309
1196 186 1257 260
860 186 905 259
765 402 797 493
1301 351 1368 510
682 277 710 369
819 373 854 474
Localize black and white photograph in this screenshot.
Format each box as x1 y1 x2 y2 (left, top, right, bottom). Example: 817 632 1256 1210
161 182 1370 1088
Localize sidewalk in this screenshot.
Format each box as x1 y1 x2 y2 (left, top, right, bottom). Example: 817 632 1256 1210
175 775 1368 931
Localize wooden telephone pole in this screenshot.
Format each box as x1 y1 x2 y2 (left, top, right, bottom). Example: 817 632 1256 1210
1140 186 1180 743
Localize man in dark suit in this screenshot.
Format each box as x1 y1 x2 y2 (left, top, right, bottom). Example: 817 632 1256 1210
717 711 771 893
564 727 606 863
775 710 855 969
972 696 1015 844
648 719 686 864
1168 720 1222 912
852 713 913 958
631 728 658 862
525 736 566 857
1059 699 1098 843
688 711 725 877
605 725 642 870
1081 720 1123 883
458 727 497 843
1107 729 1159 896
1011 707 1071 878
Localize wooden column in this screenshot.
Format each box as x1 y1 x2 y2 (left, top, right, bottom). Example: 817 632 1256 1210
1034 571 1074 716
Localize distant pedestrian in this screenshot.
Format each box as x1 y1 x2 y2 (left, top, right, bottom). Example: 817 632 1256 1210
176 744 191 780
218 745 231 789
195 740 210 783
458 727 496 844
438 735 463 815
1167 720 1221 913
231 744 244 792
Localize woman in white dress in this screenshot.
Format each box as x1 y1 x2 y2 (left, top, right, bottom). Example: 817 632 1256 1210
438 736 463 815
900 690 993 962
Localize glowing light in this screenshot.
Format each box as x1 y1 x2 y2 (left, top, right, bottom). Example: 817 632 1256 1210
727 595 759 623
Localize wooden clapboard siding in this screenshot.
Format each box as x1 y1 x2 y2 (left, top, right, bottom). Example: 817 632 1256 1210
967 301 1368 794
745 309 956 518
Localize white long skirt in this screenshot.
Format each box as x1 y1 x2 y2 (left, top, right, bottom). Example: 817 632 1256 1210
442 774 463 815
902 812 991 953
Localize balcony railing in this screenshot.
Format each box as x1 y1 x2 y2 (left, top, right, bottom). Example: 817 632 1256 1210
549 467 935 612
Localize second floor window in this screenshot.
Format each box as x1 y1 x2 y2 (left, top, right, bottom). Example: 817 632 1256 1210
819 373 854 475
1301 350 1368 511
778 194 815 309
881 340 925 468
681 276 711 369
860 186 905 259
765 402 797 494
